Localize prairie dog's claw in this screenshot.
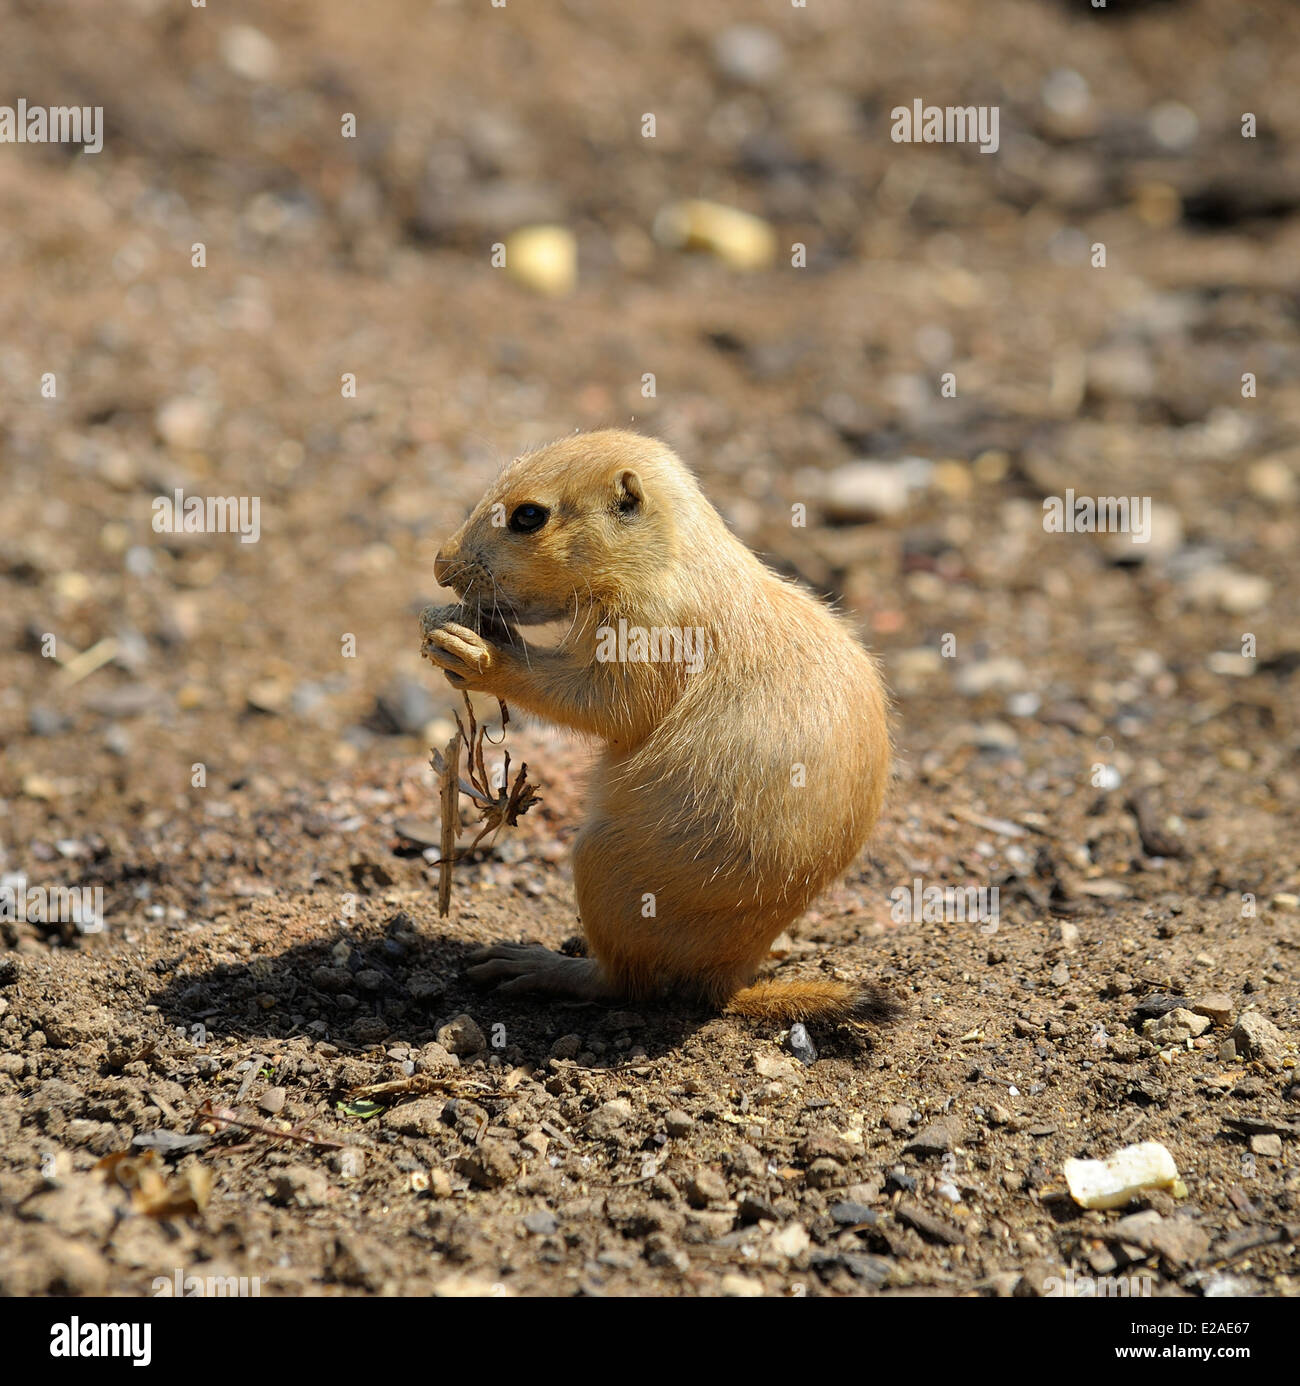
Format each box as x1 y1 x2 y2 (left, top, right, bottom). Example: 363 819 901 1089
465 943 613 1001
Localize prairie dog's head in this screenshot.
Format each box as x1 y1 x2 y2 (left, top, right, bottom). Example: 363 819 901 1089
434 430 687 625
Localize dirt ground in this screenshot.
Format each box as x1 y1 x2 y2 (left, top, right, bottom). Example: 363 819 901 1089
1 0 1298 1298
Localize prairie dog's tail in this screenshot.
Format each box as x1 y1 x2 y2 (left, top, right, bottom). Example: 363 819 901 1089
725 977 902 1026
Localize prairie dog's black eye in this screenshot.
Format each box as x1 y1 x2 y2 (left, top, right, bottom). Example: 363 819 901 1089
508 503 549 534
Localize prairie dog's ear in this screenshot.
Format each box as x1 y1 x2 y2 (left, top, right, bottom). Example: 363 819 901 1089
615 469 644 515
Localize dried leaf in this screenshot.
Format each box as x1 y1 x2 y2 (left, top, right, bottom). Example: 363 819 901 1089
94 1149 211 1219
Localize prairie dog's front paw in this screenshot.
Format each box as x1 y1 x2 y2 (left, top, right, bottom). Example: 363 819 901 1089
421 618 507 692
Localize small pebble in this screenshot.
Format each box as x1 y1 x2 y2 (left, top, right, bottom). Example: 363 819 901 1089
504 225 577 297
664 1109 694 1137
711 25 784 87
653 199 776 272
1230 1012 1285 1064
684 1168 729 1208
585 1098 634 1138
884 1103 912 1133
828 1201 877 1226
786 1023 817 1064
258 1086 286 1115
1192 993 1234 1027
436 1014 486 1056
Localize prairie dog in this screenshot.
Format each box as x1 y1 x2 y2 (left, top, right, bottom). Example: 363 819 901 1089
421 430 895 1025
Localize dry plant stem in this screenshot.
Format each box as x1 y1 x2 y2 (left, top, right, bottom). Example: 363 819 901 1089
192 1099 344 1151
436 730 463 917
430 693 542 916
347 1075 495 1101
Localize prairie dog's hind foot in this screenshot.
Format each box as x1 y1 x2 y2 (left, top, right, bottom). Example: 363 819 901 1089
466 942 616 1002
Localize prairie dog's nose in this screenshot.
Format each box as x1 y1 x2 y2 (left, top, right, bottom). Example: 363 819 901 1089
434 546 457 588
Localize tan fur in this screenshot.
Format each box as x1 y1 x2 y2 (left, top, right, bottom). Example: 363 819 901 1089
421 430 896 1026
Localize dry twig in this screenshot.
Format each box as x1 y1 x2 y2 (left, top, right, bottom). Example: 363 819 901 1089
191 1099 344 1151
430 693 542 915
